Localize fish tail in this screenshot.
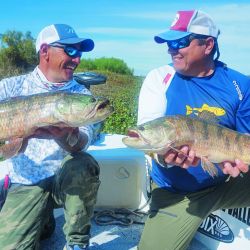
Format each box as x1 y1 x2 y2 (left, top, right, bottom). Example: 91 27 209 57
186 105 193 115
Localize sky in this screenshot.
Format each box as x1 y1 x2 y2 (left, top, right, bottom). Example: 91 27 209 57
1 0 250 76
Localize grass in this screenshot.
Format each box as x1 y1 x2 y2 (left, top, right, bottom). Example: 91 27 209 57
89 71 143 135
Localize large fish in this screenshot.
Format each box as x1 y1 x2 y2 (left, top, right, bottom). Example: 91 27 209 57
122 115 250 177
0 92 114 160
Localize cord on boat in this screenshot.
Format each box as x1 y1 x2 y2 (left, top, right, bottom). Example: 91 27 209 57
94 207 149 226
94 157 153 226
94 188 151 226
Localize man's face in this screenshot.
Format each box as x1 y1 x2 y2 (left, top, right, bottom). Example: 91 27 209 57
46 43 82 82
167 36 213 77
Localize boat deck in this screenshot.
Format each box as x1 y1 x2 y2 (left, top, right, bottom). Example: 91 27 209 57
40 134 208 250
40 208 209 250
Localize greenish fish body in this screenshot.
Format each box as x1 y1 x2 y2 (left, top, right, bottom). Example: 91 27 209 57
0 92 114 160
122 115 250 177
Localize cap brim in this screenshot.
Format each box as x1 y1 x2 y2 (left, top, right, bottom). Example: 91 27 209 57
56 38 95 52
154 30 191 43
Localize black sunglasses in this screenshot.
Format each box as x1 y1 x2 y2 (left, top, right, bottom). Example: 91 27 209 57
49 44 82 58
167 34 209 50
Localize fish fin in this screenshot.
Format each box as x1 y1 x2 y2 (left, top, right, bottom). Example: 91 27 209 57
201 156 218 178
146 152 158 162
147 152 155 159
198 111 219 123
146 152 170 169
0 138 24 161
186 105 193 115
225 175 231 182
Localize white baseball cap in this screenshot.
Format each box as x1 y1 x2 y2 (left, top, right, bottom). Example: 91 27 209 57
36 24 94 53
155 10 220 43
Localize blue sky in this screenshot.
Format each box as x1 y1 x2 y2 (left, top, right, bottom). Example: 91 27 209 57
1 0 250 76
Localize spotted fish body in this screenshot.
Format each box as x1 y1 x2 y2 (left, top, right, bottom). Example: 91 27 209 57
122 115 250 177
0 92 114 160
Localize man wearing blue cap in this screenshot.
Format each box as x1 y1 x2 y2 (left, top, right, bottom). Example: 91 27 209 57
0 24 98 250
137 10 250 250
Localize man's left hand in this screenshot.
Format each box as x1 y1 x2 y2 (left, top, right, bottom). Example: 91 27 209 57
219 159 249 177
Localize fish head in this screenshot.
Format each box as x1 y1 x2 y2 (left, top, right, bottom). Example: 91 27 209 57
55 93 114 126
122 117 176 154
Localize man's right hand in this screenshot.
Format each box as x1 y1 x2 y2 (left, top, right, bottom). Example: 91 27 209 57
163 146 200 169
219 159 249 177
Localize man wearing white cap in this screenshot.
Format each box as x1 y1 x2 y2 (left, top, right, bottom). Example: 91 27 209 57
0 24 99 250
137 10 250 250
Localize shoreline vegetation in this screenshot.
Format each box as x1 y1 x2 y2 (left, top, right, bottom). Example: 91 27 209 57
1 30 248 135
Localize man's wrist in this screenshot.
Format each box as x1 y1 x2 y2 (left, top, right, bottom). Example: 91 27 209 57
55 131 88 152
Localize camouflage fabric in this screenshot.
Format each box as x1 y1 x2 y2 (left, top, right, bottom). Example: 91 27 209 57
0 151 100 250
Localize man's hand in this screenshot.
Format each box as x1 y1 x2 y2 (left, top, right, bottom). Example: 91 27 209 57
219 159 249 177
163 145 200 168
54 128 89 153
31 126 76 140
19 126 79 153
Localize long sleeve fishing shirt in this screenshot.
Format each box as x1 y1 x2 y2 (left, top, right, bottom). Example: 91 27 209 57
0 67 95 184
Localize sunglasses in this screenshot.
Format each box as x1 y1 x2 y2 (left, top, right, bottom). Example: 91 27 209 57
167 34 208 50
49 44 82 58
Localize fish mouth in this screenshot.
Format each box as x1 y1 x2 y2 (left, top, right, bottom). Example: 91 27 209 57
123 129 171 153
122 129 149 148
96 99 110 111
127 130 140 138
92 98 114 120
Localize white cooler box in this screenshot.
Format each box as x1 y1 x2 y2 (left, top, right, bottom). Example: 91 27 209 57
87 133 149 211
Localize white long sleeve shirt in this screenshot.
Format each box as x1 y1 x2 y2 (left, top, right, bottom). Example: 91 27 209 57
137 65 175 125
0 67 94 184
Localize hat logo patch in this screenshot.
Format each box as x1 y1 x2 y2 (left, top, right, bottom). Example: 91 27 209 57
66 27 75 34
171 13 179 27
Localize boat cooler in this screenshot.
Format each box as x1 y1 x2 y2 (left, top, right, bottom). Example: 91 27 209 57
87 134 150 211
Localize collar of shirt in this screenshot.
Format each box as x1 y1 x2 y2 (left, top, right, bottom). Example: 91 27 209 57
34 66 77 91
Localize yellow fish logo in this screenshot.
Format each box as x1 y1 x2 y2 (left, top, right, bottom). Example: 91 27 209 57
186 104 225 116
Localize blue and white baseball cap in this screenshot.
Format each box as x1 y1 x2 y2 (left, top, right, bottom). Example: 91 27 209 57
154 10 220 43
36 24 94 53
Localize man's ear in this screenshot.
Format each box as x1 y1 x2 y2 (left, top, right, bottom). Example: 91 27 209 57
39 44 50 59
205 37 215 56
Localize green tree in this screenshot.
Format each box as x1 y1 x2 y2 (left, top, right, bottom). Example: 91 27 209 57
0 30 37 78
77 57 134 76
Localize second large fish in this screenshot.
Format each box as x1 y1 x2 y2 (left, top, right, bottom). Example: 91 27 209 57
122 115 250 177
